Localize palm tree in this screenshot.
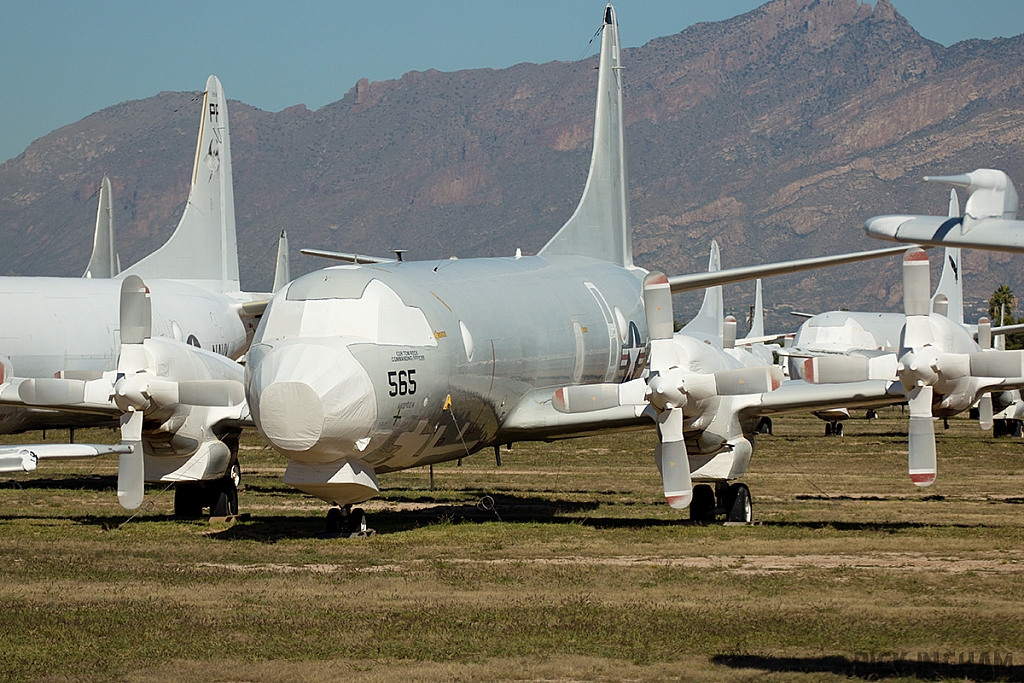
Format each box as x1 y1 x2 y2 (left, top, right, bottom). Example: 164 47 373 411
988 285 1016 325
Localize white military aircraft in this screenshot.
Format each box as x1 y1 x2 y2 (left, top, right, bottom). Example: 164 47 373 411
865 169 1023 252
801 244 1024 487
786 190 1024 436
242 5 912 532
0 75 280 517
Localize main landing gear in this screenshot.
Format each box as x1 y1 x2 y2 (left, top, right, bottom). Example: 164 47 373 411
173 461 242 519
824 420 844 437
994 418 1024 438
689 482 753 524
325 504 375 537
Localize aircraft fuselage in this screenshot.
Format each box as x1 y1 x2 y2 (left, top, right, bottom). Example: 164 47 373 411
0 277 248 377
246 255 655 497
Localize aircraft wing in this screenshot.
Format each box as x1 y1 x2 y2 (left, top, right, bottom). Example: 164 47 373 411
667 246 908 294
742 379 904 417
300 248 397 264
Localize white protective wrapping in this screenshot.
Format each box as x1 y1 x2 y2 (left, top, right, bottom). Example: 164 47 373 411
252 342 376 458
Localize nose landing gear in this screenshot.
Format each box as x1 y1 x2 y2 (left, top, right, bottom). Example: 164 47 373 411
325 504 375 537
688 482 753 524
173 461 242 520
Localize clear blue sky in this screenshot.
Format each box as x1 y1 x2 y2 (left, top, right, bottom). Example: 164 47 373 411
2 1 1021 164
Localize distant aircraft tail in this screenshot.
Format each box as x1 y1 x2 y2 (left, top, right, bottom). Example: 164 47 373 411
681 241 723 338
272 230 290 293
538 5 632 267
932 189 964 325
83 176 120 278
122 75 239 292
745 279 764 339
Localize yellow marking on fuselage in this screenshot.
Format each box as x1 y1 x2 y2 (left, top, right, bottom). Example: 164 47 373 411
431 291 452 312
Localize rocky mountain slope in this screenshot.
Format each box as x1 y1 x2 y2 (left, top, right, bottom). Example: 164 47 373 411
2 0 1022 328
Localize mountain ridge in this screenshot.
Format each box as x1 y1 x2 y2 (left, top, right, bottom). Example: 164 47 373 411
2 0 1023 326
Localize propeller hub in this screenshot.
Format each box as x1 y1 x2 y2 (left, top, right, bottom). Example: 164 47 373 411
113 375 151 414
897 349 939 391
647 373 687 412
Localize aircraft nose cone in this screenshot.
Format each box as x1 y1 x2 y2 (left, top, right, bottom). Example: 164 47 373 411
248 341 377 457
258 381 324 451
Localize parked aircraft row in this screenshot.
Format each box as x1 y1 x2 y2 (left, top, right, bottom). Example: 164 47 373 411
1 5 1021 532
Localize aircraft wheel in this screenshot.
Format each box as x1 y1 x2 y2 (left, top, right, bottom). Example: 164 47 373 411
689 484 715 523
348 507 368 534
834 422 844 437
726 483 752 523
824 422 833 437
325 506 344 535
756 417 773 435
210 481 239 517
174 483 203 519
227 461 242 489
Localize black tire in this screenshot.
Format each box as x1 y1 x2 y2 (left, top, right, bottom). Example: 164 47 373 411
348 507 368 534
174 483 203 519
210 481 239 517
325 507 343 535
834 422 844 437
824 422 833 437
690 484 715 522
726 483 752 523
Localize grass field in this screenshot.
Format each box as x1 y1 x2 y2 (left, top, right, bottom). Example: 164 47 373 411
1 409 1022 682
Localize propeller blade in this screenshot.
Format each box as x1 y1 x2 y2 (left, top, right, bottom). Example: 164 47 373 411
117 410 145 509
713 366 784 395
723 315 737 349
978 393 994 431
642 271 674 341
655 407 692 509
177 379 246 407
553 378 647 414
902 248 932 318
17 378 86 405
119 275 152 345
907 385 937 487
978 317 991 350
969 350 1024 378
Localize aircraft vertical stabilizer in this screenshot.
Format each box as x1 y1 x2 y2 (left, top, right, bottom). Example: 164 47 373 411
682 241 723 338
83 176 119 278
273 230 290 293
746 279 764 339
538 5 631 267
123 75 240 292
932 189 964 325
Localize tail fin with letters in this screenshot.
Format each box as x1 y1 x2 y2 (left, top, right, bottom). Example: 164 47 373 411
122 75 239 292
